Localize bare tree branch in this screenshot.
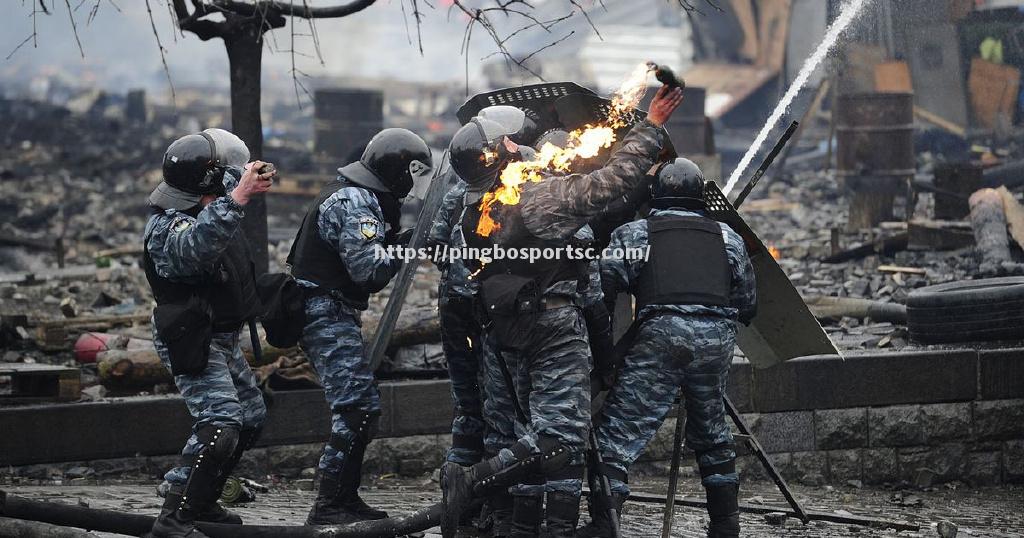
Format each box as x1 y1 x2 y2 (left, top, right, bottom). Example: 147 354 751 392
202 0 376 19
63 0 85 57
171 0 225 40
144 0 176 104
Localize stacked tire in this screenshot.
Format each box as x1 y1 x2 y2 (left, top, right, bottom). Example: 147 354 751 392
907 277 1024 344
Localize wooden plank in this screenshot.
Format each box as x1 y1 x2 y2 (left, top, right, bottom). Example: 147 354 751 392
875 61 912 93
908 219 975 251
730 0 759 63
914 106 967 137
969 57 1020 130
756 0 792 72
683 63 778 118
0 363 80 403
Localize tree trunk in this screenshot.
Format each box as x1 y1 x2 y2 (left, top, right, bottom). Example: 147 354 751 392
224 24 269 274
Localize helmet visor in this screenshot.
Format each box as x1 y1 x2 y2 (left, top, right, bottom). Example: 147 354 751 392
202 128 250 168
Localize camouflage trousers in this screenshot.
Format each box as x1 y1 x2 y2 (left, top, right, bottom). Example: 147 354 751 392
595 313 738 495
439 294 486 465
485 305 592 495
155 329 267 485
300 295 381 474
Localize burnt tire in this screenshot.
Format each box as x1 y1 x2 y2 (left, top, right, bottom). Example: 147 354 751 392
906 277 1024 343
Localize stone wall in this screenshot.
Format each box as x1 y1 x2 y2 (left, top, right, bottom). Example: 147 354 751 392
632 399 1024 487
3 348 1023 487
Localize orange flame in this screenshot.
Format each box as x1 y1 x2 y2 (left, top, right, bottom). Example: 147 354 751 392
476 63 654 236
768 244 782 260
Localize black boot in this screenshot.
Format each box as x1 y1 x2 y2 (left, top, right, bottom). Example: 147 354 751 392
307 410 386 525
339 435 387 520
544 491 581 538
441 438 571 538
509 494 543 538
482 491 514 537
306 469 367 526
705 483 740 538
150 486 212 538
163 488 241 526
576 492 625 538
150 426 239 538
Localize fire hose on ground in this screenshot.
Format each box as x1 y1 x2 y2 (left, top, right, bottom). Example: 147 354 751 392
0 490 441 538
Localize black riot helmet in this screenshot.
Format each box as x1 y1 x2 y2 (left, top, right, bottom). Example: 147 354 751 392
338 128 432 198
161 134 221 195
450 116 518 204
650 157 706 210
478 105 540 146
151 130 250 210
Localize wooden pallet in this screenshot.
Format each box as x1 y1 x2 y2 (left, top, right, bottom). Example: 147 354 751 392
0 363 81 404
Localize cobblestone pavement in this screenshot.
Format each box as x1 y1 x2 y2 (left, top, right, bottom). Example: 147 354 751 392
2 477 1022 537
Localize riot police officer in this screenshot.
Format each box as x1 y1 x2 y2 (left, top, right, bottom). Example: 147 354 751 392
288 128 432 525
439 85 684 538
580 158 756 538
144 129 275 538
428 105 541 472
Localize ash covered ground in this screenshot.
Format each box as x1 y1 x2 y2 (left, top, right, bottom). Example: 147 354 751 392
4 476 1022 537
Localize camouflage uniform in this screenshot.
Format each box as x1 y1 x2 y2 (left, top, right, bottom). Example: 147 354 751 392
481 225 604 496
144 179 267 487
466 120 664 489
595 208 757 495
296 181 401 474
429 178 486 466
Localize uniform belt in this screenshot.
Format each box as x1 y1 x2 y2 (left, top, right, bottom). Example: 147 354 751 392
542 296 574 310
514 295 574 314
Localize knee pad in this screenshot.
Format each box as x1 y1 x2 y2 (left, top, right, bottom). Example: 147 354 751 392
195 424 240 464
331 408 381 451
536 435 573 475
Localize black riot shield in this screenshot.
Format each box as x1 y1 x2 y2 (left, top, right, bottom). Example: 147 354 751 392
704 182 838 367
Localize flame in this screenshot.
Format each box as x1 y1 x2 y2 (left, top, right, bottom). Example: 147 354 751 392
475 63 654 236
768 244 782 260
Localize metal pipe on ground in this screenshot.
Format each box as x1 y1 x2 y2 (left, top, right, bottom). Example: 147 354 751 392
0 517 97 538
590 491 919 532
804 296 907 323
0 491 441 538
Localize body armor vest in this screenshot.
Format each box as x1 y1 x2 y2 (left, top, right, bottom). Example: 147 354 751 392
288 181 371 310
634 215 730 310
143 207 261 332
461 201 581 287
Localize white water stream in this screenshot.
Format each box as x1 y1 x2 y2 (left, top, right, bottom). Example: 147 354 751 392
722 0 874 196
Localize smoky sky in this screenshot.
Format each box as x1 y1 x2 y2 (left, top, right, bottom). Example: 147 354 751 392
0 1 519 96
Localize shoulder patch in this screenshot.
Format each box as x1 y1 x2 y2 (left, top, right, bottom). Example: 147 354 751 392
171 216 193 233
359 217 379 240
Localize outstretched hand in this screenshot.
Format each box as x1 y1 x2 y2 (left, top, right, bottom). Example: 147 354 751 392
231 160 277 206
647 85 684 127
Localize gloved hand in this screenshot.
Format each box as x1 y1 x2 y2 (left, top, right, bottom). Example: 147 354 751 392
387 228 415 247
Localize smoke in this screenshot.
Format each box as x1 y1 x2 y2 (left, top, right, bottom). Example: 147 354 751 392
722 0 874 196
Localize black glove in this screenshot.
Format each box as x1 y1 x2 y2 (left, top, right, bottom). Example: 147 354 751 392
388 228 415 247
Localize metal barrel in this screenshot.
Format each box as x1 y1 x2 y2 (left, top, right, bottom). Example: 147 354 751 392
836 92 915 228
313 88 384 171
836 92 915 180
